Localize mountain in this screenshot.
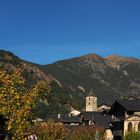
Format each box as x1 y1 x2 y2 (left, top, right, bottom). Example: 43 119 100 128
39 54 140 105
0 50 53 86
0 50 74 118
0 50 64 118
1 50 140 118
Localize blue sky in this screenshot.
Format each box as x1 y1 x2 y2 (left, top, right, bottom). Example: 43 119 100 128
0 0 140 64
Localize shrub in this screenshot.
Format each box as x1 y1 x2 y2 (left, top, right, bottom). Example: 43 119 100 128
28 120 67 140
124 131 140 140
66 125 105 140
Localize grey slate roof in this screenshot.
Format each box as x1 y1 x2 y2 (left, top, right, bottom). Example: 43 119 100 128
81 111 101 120
45 114 81 123
93 115 113 129
81 111 114 128
87 88 96 96
60 115 81 123
117 99 140 111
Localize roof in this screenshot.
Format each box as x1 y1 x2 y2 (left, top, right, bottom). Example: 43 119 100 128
125 114 140 120
117 99 140 111
44 114 81 123
70 110 81 116
93 115 114 129
81 111 114 129
60 115 81 123
98 102 112 107
87 88 96 97
81 111 101 120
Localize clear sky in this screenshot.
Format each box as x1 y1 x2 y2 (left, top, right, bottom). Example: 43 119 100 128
0 0 140 64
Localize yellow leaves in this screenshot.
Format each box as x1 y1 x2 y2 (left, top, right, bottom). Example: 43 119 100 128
15 95 19 99
28 121 67 140
7 124 12 131
0 68 50 139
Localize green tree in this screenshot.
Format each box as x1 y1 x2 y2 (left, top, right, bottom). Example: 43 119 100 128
124 132 140 140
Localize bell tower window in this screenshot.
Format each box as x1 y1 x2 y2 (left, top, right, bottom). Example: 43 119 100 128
88 98 90 105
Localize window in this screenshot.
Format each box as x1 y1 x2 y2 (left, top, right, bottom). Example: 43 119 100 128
128 122 132 132
88 98 90 105
138 122 140 131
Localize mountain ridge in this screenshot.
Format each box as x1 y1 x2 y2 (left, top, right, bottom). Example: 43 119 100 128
1 50 140 117
40 53 140 102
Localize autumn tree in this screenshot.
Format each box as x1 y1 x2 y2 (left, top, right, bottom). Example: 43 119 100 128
27 120 67 140
0 68 50 139
66 126 105 140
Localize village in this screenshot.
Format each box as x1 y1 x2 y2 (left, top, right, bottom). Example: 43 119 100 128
36 89 140 140
1 0 140 139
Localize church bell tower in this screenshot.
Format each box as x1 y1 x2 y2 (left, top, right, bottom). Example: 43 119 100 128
86 89 98 111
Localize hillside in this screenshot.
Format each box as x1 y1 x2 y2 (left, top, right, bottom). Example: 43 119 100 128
0 50 52 85
0 50 63 118
1 50 140 118
39 54 140 105
0 50 77 118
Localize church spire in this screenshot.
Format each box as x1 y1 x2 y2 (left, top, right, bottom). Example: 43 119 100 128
88 88 96 97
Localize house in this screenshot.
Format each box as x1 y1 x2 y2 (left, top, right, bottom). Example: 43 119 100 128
98 103 111 112
69 110 81 116
79 111 100 124
78 111 114 140
109 99 140 139
58 115 82 126
44 114 81 126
